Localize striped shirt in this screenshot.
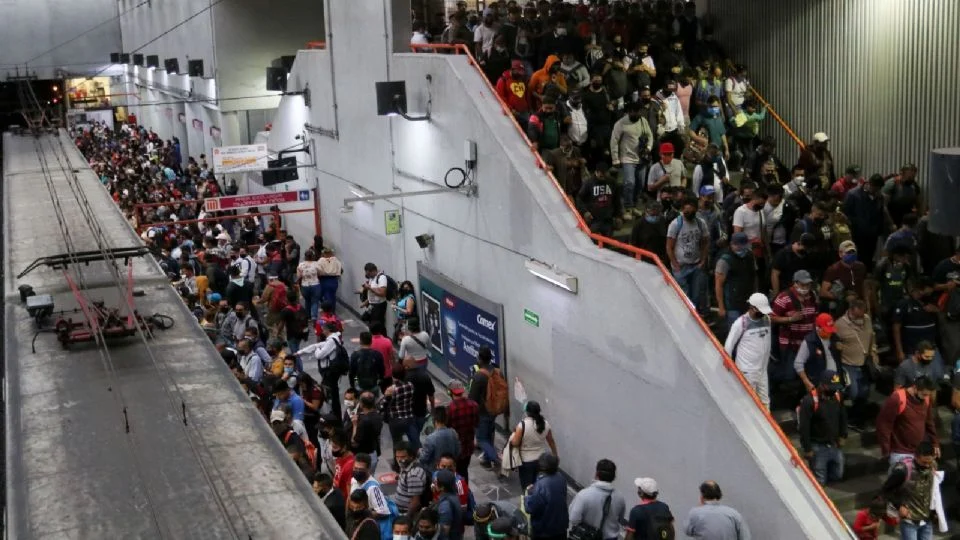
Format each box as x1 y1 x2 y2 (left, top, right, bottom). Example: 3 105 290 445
395 463 428 513
349 478 391 517
771 287 818 349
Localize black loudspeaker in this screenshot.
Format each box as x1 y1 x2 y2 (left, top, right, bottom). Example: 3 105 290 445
262 157 299 186
266 67 287 92
188 59 204 77
133 54 144 66
279 55 296 73
164 58 179 74
146 55 160 68
110 53 121 64
375 81 407 116
119 53 131 64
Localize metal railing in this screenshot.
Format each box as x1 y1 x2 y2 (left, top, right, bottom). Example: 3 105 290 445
410 41 847 530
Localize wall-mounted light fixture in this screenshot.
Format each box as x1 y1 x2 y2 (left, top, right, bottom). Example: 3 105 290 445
524 259 578 294
375 80 430 121
415 234 434 249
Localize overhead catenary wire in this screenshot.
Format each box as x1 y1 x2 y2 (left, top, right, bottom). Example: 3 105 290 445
23 0 155 64
45 130 250 539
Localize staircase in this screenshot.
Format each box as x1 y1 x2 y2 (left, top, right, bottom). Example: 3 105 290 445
774 385 959 538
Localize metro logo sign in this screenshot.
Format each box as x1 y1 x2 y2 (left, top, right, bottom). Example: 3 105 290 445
204 190 312 212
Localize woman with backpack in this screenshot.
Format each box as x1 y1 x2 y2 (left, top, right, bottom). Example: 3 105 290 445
509 401 559 490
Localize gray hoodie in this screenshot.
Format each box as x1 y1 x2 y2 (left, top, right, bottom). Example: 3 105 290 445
567 481 626 540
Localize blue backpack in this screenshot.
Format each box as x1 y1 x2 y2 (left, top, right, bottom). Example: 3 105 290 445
361 479 399 540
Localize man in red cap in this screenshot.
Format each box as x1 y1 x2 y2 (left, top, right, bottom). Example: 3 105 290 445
794 313 844 394
496 60 531 126
645 142 687 197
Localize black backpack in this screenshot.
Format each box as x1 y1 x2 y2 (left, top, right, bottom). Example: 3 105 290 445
354 350 379 390
647 506 675 540
379 273 399 302
328 335 350 376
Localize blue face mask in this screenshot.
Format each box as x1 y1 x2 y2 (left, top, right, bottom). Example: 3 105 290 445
645 215 658 223
842 253 858 264
284 367 294 374
708 106 721 116
734 247 750 258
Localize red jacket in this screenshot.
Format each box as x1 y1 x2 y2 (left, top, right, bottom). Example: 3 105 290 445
876 389 937 456
496 70 530 114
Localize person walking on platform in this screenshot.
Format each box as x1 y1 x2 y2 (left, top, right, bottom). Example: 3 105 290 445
724 292 773 408
797 370 847 484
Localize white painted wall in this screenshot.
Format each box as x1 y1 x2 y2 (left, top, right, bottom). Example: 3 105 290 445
0 0 121 80
118 0 216 80
244 1 854 538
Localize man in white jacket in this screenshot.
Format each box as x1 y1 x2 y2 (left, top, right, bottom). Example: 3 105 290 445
724 292 773 408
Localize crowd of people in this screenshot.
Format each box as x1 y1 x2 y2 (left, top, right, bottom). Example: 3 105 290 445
413 0 960 538
68 0 960 538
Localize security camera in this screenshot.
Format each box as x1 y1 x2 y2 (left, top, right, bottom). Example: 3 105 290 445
415 234 434 249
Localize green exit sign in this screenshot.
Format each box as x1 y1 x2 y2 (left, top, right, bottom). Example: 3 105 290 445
523 308 540 327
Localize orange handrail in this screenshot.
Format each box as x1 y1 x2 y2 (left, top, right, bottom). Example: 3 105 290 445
749 87 804 150
306 41 326 50
411 42 848 529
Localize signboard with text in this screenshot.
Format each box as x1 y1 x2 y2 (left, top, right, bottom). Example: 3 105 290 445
212 144 268 173
417 262 506 380
204 189 311 212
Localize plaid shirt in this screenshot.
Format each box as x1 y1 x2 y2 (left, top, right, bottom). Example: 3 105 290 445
772 286 818 350
447 396 480 459
382 380 415 421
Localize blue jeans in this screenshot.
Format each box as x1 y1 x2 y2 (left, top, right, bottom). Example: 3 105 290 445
301 283 322 320
389 417 421 453
900 519 933 540
810 443 844 484
476 413 499 464
620 162 646 209
319 276 339 311
673 264 708 315
843 364 870 424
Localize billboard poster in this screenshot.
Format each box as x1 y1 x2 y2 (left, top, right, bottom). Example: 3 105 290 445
417 262 505 381
212 143 268 173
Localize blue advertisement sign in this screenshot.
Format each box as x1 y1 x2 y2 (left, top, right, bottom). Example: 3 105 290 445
417 264 504 380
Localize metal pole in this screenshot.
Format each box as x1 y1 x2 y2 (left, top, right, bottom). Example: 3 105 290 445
343 186 469 206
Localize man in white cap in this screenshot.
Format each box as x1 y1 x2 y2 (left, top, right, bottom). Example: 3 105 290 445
797 131 835 187
724 292 773 408
625 477 674 540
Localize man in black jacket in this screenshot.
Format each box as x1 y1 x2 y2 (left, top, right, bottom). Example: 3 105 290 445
797 369 848 485
630 200 668 262
314 472 347 531
577 162 622 236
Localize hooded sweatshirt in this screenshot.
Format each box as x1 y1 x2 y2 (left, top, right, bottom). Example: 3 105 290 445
529 55 567 107
496 66 531 113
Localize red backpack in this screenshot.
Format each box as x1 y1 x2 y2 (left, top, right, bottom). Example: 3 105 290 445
283 430 318 468
316 311 344 336
269 281 288 312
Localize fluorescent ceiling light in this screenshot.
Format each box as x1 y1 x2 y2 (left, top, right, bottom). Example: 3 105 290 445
525 259 578 294
349 184 375 199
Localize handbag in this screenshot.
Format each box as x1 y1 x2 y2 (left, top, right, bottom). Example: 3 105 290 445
567 493 612 540
500 419 525 475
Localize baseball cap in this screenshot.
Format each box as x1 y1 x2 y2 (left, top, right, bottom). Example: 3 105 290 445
747 292 772 315
208 292 222 303
798 233 815 247
838 240 857 253
844 164 861 176
812 132 829 143
699 185 716 197
634 477 658 495
448 379 466 396
269 409 286 423
820 369 842 390
793 270 813 284
730 232 749 246
815 313 837 334
659 142 675 155
216 232 231 241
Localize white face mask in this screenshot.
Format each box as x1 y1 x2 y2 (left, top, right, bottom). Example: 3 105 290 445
344 400 356 410
395 536 410 540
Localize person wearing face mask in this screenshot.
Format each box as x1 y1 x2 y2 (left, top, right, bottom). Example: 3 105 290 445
725 293 774 408
771 233 816 294
877 375 940 471
610 100 653 218
415 507 441 540
346 489 383 540
481 34 512 85
687 95 729 161
313 472 347 530
581 74 614 163
629 200 668 263
646 143 686 199
666 197 710 315
690 144 727 199
559 52 590 91
349 453 393 529
882 163 921 228
796 369 847 485
496 60 532 126
794 313 845 395
577 162 622 236
894 342 944 394
770 271 820 396
797 132 836 187
715 233 758 328
628 42 656 91
474 9 500 58
790 201 834 278
654 80 687 157
530 56 567 110
842 174 893 271
564 91 589 147
724 64 749 116
820 240 868 316
543 135 587 196
834 298 879 430
528 96 569 152
881 441 943 539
